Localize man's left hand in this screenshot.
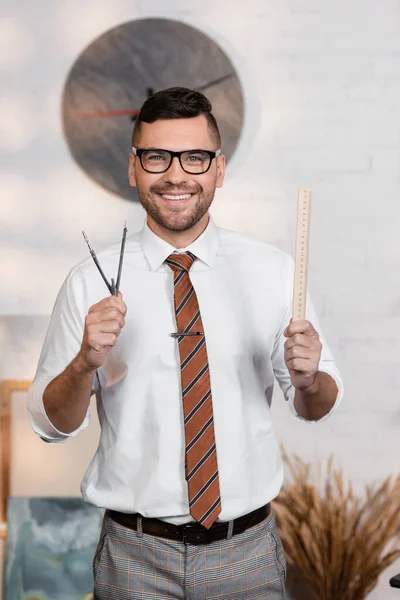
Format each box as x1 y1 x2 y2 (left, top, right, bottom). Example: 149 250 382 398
283 320 322 392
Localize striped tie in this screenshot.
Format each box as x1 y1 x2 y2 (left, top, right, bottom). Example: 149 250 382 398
166 251 221 529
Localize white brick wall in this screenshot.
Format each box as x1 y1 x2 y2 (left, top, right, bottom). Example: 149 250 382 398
1 0 400 597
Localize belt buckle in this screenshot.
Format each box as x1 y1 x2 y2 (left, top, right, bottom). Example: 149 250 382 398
182 523 192 545
182 524 207 546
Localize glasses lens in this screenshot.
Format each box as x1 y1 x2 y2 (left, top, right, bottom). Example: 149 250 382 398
141 150 171 172
181 151 211 174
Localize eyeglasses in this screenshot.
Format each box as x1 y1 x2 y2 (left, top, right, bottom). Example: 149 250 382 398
132 147 221 175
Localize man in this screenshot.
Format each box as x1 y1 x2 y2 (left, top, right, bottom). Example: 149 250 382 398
28 87 343 600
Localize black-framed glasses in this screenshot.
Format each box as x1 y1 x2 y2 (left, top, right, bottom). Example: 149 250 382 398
132 147 221 174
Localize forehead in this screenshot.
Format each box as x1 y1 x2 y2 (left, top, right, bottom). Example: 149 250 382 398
137 115 216 150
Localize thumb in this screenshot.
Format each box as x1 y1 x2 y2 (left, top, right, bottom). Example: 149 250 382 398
283 318 293 337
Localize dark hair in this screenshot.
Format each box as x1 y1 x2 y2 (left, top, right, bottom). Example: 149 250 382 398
132 87 221 147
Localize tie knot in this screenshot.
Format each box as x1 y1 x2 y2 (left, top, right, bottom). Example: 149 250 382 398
166 251 196 273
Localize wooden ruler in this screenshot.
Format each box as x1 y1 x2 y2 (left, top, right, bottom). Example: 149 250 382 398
292 188 311 321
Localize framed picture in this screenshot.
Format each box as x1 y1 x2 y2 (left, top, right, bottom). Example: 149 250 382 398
5 497 102 599
0 379 101 536
0 380 31 536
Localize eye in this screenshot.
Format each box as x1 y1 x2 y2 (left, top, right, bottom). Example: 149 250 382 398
147 153 167 161
183 151 208 163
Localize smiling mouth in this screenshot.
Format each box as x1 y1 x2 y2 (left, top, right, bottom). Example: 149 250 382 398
158 193 193 201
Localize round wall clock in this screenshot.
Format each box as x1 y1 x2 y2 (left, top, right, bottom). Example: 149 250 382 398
61 18 244 202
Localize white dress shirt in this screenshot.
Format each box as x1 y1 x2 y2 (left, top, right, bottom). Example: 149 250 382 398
27 216 343 524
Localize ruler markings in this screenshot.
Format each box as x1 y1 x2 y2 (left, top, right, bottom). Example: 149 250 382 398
292 188 311 322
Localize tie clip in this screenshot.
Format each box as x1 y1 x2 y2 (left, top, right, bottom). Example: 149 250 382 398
169 332 204 338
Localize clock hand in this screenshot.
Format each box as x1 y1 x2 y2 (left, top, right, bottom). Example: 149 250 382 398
75 87 154 119
74 78 233 119
75 108 141 119
195 73 235 92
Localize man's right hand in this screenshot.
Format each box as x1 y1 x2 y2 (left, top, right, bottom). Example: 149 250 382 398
76 292 127 372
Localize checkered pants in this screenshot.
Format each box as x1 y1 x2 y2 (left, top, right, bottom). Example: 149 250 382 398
93 508 286 599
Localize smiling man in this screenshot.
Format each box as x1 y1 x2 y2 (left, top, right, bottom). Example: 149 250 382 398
129 91 224 242
28 87 343 600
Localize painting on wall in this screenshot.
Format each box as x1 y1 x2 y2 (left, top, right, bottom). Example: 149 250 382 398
5 497 103 600
0 377 101 534
0 380 31 530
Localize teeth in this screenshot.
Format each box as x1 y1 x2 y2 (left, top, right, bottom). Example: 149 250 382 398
161 194 191 200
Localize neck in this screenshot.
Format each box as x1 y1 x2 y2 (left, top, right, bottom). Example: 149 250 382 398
146 214 210 249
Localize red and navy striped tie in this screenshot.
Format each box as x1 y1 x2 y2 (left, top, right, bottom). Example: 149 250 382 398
166 251 221 529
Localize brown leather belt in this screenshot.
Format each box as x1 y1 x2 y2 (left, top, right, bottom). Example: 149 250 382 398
108 503 271 546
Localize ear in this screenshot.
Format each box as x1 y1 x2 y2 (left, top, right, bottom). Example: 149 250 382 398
128 153 137 188
216 153 225 189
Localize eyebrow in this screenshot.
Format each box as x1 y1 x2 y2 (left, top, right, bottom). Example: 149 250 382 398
133 147 220 152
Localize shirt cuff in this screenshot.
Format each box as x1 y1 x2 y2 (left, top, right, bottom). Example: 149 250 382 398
286 368 343 423
27 376 90 442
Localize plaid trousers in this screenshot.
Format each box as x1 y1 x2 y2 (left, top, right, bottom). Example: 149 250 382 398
93 508 286 600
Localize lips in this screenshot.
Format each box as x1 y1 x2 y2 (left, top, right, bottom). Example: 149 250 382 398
154 191 196 204
161 193 192 200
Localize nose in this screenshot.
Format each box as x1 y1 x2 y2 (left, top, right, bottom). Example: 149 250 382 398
163 156 188 185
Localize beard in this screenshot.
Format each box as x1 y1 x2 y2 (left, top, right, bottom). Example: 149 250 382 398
136 180 216 232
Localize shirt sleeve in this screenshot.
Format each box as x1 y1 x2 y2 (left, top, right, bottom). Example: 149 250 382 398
27 267 98 442
271 254 344 423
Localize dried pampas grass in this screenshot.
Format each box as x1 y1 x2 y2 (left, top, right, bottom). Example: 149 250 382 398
272 448 400 600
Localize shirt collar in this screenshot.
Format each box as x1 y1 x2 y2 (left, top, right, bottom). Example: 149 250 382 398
140 215 220 271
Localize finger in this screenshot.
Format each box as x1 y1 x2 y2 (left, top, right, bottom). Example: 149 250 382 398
86 321 122 337
109 294 127 316
88 299 106 314
285 346 315 361
284 320 318 338
89 295 127 317
86 333 117 349
120 300 127 317
284 333 314 351
91 295 125 311
86 309 125 329
98 308 125 327
284 319 313 336
88 296 117 314
97 333 117 348
285 357 316 373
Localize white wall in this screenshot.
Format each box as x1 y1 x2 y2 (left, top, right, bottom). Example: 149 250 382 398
1 0 400 598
